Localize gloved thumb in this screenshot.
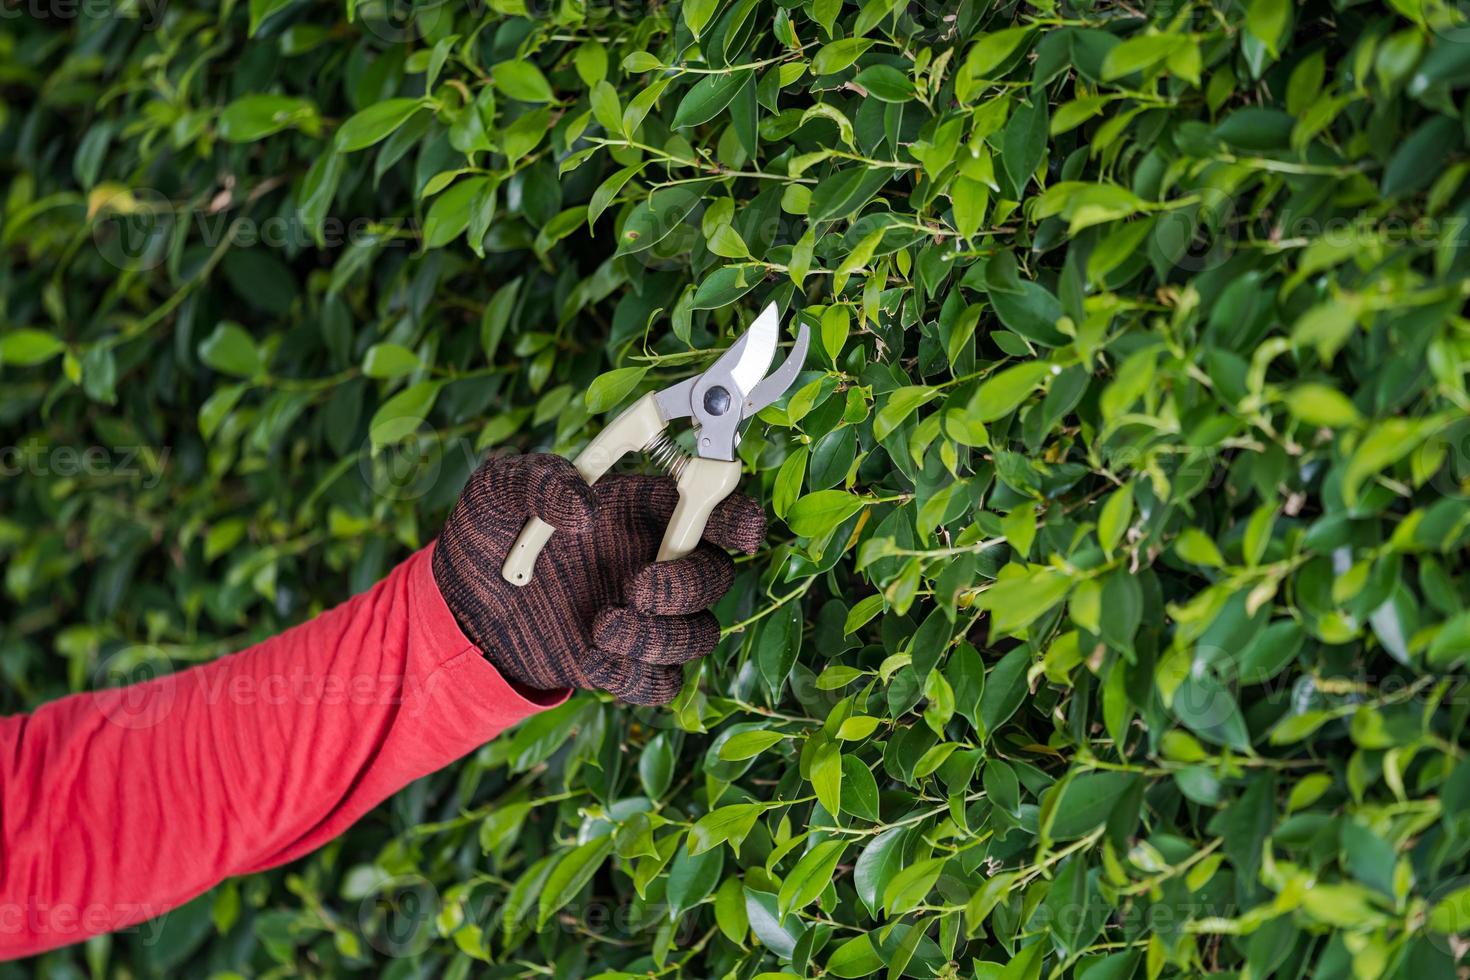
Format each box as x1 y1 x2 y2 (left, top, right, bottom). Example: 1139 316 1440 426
470 453 597 533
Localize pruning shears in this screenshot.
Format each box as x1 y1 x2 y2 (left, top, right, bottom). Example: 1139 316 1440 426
502 302 811 586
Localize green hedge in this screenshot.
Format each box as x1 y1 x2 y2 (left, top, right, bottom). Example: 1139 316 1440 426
7 0 1470 976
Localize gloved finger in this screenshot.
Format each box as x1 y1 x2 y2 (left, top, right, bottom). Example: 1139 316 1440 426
468 453 596 533
598 477 766 554
581 648 685 705
699 493 766 554
593 606 720 665
626 543 736 616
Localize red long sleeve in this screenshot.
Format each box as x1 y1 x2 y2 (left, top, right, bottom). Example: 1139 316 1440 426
0 542 565 960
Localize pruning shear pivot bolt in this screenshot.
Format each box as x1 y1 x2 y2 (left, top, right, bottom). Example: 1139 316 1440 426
502 303 810 585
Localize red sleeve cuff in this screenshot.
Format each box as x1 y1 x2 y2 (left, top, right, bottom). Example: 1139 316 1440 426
410 540 571 711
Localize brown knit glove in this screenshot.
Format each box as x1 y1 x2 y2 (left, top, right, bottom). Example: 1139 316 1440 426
432 454 765 705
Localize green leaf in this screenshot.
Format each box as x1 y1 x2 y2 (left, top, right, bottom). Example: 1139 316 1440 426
854 827 906 917
667 842 724 915
1429 885 1470 933
983 760 1021 816
1174 527 1225 567
1385 118 1463 195
1285 383 1361 427
537 836 614 927
787 490 866 537
336 99 424 152
1238 621 1305 685
585 367 649 412
977 568 1072 637
743 889 800 958
423 176 493 250
718 730 786 761
812 38 875 76
691 265 759 310
1245 0 1291 56
639 733 674 797
714 876 748 943
1171 669 1251 752
683 0 717 36
757 601 802 695
1270 710 1332 745
369 380 443 448
198 322 262 378
882 856 945 915
1102 34 1187 80
811 740 842 815
1291 295 1361 362
0 329 66 367
218 95 318 142
979 646 1030 739
772 446 808 520
573 41 607 85
840 754 880 820
777 840 846 916
989 281 1065 346
826 935 885 978
874 386 937 441
493 61 555 103
812 0 841 34
248 0 290 34
832 226 884 294
1343 419 1427 506
616 185 705 256
1097 483 1133 557
853 65 915 102
951 175 991 239
965 871 1019 938
1048 773 1132 840
622 51 663 72
361 343 421 379
1429 610 1470 669
689 804 763 855
297 151 344 246
922 669 954 735
962 27 1033 81
1001 97 1048 191
971 362 1053 421
821 305 849 366
673 70 753 128
199 384 246 441
480 278 520 362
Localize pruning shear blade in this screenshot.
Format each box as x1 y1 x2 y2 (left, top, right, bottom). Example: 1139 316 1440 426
656 302 810 462
502 302 808 585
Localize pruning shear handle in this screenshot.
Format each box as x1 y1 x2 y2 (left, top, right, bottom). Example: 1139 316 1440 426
500 303 809 587
500 394 741 585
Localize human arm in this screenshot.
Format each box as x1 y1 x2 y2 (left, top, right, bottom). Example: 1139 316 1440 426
0 544 558 959
0 453 762 960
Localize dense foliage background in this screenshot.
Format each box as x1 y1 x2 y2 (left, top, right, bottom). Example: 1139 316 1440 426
6 0 1470 976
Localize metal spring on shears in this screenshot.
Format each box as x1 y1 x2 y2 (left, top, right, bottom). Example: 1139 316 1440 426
644 431 692 479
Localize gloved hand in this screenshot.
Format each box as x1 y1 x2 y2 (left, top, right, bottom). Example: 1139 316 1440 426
432 454 765 705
